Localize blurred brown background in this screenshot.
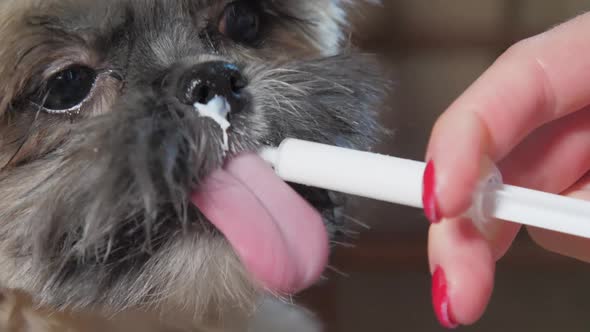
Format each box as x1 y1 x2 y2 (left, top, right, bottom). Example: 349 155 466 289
298 1 590 331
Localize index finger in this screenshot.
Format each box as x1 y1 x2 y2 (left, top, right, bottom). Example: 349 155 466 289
424 12 590 220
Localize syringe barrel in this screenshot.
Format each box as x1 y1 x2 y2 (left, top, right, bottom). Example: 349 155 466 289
266 139 426 209
261 138 590 240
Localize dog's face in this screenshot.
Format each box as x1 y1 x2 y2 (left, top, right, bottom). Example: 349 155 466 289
0 0 384 323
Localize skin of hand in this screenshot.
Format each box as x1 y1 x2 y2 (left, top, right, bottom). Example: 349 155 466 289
421 12 590 329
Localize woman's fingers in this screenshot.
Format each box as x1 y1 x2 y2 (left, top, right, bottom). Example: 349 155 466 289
423 12 590 328
490 108 590 260
427 108 590 327
497 106 590 260
428 216 496 327
498 108 590 194
424 12 590 222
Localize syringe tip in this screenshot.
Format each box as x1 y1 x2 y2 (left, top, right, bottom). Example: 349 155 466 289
259 146 279 168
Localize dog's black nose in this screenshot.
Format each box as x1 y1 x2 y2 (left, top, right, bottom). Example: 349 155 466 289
177 61 247 111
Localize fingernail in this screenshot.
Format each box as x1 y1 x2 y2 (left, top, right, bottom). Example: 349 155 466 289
432 266 459 329
423 160 442 224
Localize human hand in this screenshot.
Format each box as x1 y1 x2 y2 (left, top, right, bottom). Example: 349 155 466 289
422 12 590 328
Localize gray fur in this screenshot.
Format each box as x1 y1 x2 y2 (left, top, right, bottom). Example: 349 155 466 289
0 0 387 328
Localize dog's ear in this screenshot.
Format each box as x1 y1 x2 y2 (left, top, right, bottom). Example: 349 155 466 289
304 0 350 56
302 0 380 56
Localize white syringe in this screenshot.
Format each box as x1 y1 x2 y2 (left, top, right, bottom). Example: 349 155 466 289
260 138 590 239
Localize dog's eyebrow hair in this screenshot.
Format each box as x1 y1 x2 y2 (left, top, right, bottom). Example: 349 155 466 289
26 14 69 35
107 5 136 45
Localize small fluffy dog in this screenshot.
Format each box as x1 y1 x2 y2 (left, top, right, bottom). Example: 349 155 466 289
0 0 386 331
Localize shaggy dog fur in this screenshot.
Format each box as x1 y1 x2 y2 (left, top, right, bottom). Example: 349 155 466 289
0 0 386 330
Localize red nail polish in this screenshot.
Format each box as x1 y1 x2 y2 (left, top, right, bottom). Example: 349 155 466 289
432 266 459 329
423 160 442 223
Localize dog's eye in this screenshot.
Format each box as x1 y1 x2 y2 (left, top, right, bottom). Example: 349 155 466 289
218 1 262 45
42 65 97 112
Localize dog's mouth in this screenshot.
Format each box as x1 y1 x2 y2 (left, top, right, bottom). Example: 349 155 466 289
191 154 329 295
189 97 329 295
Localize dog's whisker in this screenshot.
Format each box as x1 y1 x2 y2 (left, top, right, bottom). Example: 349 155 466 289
342 214 371 230
102 236 114 264
341 229 361 237
327 265 350 278
330 240 356 248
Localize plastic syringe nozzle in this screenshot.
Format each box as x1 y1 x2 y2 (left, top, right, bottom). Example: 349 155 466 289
463 159 505 239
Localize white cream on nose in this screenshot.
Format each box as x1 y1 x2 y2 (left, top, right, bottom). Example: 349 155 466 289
194 95 231 154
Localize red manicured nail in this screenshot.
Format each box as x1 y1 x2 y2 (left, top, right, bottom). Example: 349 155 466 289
432 266 459 329
422 160 442 223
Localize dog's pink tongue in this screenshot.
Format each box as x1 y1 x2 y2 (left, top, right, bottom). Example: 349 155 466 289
191 153 328 294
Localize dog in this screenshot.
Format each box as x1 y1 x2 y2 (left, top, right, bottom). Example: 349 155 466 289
0 0 386 330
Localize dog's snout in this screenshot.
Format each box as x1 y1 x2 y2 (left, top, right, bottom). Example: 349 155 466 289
177 61 247 111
